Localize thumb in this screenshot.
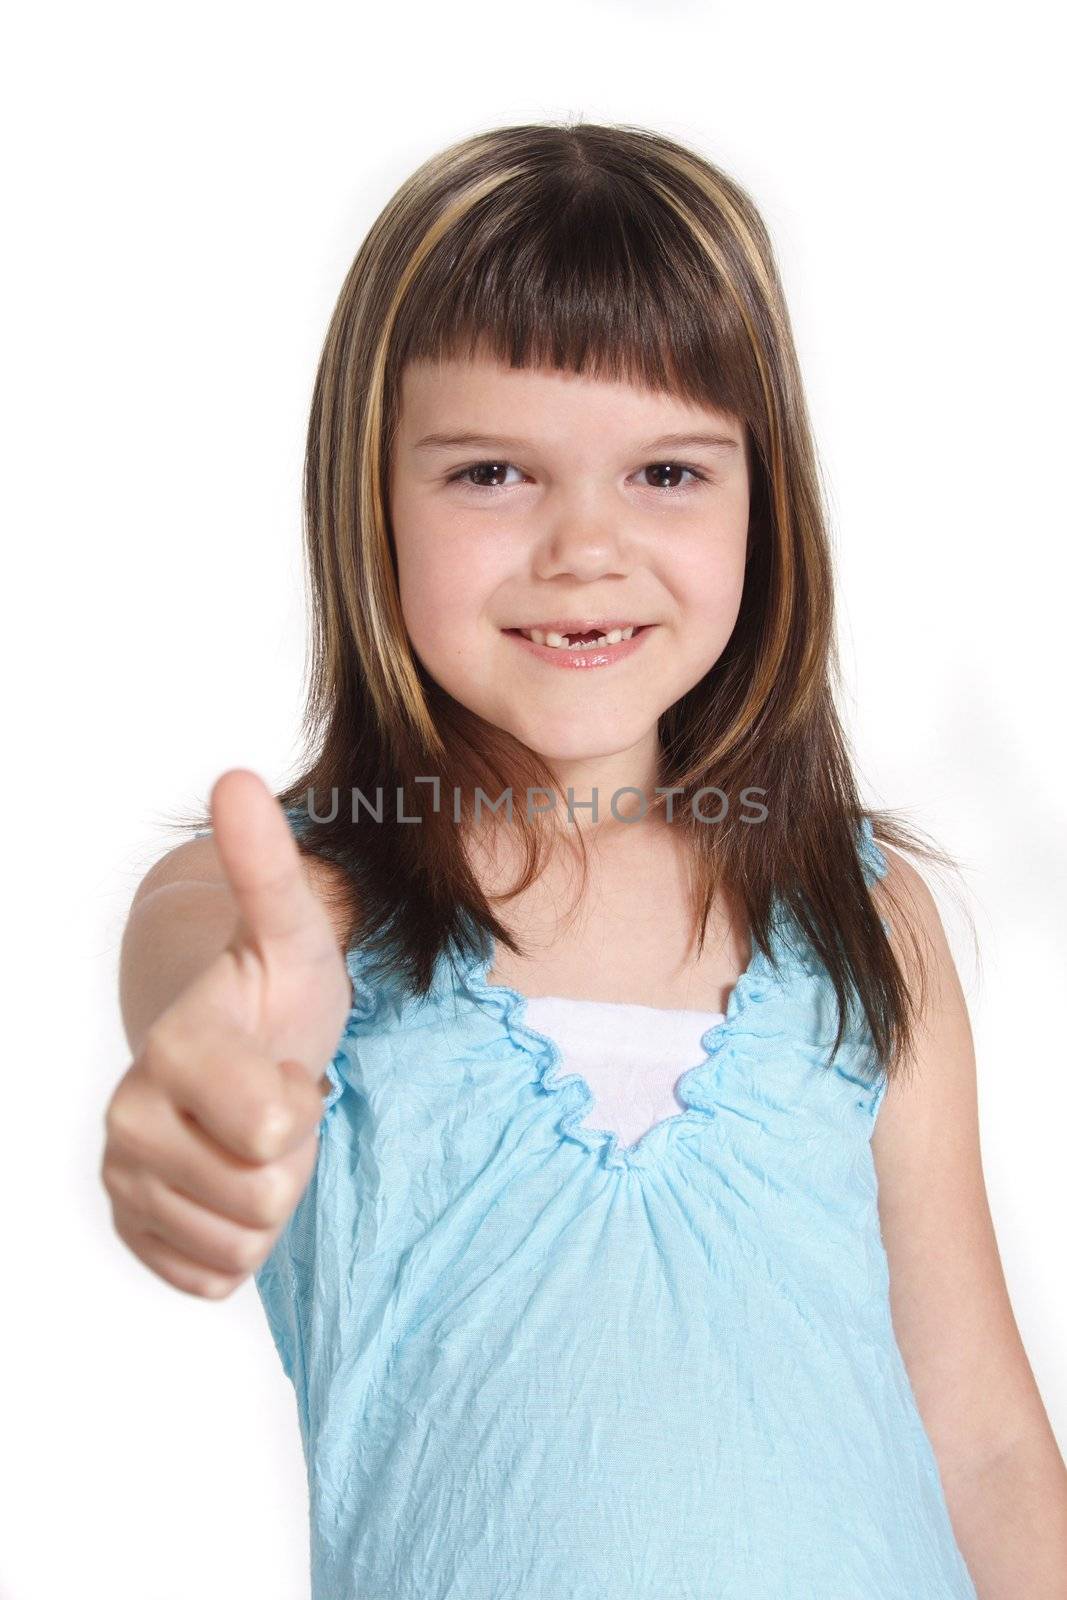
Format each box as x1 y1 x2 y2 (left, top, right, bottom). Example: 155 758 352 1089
279 1055 334 1108
209 768 329 954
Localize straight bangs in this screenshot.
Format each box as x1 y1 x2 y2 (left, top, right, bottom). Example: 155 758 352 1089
388 153 762 437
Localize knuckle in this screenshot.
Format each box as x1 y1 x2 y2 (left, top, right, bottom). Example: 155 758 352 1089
140 1017 182 1079
104 1093 145 1155
245 1164 290 1226
101 1157 137 1207
198 1274 240 1300
99 1148 121 1193
248 1103 291 1160
138 1227 242 1299
220 1229 267 1276
179 1262 240 1299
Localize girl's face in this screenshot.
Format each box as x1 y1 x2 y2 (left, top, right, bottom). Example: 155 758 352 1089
389 350 751 786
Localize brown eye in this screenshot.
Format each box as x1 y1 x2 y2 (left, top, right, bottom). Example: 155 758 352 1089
449 462 519 489
641 463 705 490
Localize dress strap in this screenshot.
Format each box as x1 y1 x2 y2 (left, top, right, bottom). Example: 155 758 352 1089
857 814 890 887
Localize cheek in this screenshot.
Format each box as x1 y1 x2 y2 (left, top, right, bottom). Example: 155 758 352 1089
674 535 748 624
394 518 492 673
398 551 457 665
662 538 748 681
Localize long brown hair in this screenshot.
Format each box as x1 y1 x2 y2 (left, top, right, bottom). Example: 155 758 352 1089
169 119 971 1081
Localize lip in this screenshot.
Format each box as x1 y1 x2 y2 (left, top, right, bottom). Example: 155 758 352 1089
503 623 655 670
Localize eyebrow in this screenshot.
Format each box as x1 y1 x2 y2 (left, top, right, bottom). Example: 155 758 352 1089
412 429 741 455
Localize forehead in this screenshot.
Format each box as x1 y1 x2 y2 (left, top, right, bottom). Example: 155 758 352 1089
396 352 745 445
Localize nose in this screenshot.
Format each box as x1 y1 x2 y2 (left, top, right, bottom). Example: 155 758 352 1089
532 490 632 582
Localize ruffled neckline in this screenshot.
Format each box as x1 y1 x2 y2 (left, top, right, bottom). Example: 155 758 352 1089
455 909 790 1172
323 815 889 1162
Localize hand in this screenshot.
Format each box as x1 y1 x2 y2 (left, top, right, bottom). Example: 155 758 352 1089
102 769 353 1299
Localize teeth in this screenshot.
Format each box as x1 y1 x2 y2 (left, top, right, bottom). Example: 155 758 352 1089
522 626 636 649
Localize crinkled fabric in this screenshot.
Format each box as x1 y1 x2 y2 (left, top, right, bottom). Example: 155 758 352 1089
255 817 977 1599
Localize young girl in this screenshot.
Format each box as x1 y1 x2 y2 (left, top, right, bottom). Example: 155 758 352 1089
107 121 1067 1597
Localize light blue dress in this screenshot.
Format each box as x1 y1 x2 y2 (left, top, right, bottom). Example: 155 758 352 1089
250 815 977 1598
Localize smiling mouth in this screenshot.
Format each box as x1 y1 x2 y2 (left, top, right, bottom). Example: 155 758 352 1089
505 623 647 650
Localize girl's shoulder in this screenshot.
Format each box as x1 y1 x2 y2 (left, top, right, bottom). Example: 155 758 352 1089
861 824 934 947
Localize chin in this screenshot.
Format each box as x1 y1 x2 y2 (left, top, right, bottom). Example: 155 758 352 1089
508 719 653 765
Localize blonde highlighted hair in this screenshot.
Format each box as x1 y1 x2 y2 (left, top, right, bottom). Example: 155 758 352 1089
173 119 966 1081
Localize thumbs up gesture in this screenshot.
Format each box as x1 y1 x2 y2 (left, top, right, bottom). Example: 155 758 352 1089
102 770 354 1299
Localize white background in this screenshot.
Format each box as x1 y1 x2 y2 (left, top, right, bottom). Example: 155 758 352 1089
4 1 1064 1595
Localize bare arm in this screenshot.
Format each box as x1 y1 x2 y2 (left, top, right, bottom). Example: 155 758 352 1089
871 849 1067 1597
120 838 240 1056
